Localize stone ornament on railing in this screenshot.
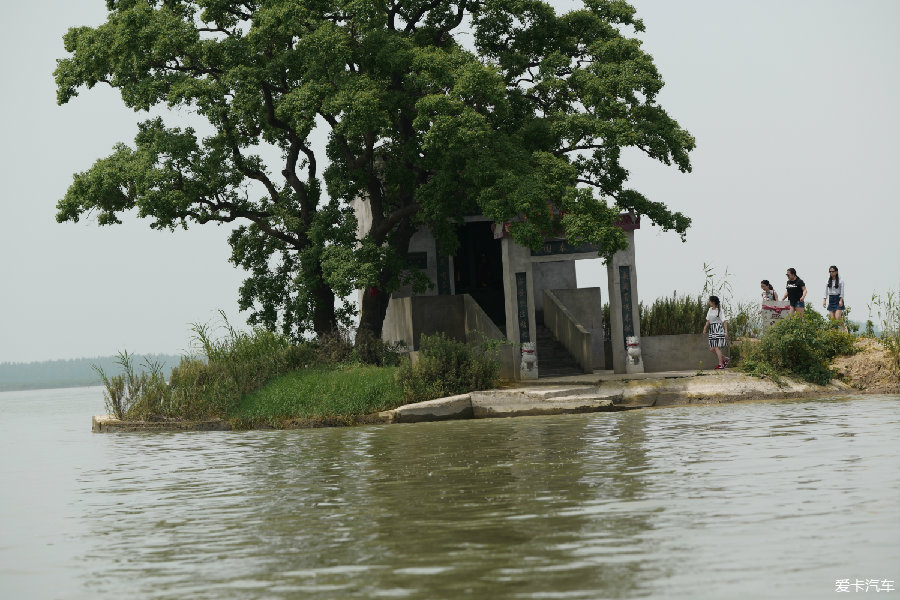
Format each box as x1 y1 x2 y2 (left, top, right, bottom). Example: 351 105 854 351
761 300 791 332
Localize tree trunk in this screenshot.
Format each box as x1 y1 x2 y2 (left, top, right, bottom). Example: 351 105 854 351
311 274 337 336
357 282 392 342
356 221 416 344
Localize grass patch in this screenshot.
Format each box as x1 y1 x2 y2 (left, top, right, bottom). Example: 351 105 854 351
229 365 404 428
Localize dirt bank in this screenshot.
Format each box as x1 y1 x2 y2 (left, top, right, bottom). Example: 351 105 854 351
832 338 899 394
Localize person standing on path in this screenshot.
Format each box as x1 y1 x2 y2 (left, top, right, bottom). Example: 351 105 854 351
702 295 729 370
761 280 778 302
782 268 807 316
823 265 845 321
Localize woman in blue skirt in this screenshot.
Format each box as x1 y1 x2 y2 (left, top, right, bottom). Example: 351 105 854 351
823 265 845 320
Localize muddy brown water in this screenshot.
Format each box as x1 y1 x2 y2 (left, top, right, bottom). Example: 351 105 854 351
1 387 898 599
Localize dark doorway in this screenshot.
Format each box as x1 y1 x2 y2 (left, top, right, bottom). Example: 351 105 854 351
452 221 505 330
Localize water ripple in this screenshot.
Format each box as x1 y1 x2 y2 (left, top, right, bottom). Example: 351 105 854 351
1 389 898 599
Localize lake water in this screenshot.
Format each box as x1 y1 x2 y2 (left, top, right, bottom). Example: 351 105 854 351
1 386 898 599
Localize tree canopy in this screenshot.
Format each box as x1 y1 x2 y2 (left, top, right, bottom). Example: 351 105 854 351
56 0 694 340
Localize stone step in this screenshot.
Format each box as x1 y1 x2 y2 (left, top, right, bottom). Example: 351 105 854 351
534 323 584 378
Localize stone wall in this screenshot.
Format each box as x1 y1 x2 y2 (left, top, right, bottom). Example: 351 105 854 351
532 261 576 312
640 334 720 372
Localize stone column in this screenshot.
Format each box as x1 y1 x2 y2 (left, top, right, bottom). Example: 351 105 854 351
606 216 643 374
502 237 538 379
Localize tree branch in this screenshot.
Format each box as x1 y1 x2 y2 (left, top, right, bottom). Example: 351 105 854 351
369 202 420 243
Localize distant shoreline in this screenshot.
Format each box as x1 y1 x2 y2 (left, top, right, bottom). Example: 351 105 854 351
0 381 103 393
0 353 182 394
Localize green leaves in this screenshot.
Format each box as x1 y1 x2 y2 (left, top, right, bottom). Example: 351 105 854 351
56 0 695 339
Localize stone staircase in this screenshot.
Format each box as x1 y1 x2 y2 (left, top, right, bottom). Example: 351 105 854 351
535 323 584 378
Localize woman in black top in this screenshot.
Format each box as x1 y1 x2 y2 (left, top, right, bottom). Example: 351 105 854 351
781 267 807 316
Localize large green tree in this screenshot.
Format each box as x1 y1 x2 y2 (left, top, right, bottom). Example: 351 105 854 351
56 0 694 341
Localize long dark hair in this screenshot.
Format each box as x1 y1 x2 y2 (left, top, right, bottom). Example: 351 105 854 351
761 279 774 291
826 265 840 291
709 295 721 318
787 267 798 278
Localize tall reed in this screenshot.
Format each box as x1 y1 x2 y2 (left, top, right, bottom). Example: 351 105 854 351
94 351 168 419
870 290 900 374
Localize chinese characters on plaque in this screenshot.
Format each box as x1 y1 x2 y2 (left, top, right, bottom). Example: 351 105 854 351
515 272 530 343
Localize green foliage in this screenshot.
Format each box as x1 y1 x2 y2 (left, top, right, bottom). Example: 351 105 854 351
864 320 876 337
634 291 760 338
230 366 404 428
638 292 705 336
738 311 857 385
56 0 695 340
396 334 500 403
701 262 734 302
352 330 407 367
101 319 311 421
839 306 861 334
869 290 900 373
97 317 407 422
698 263 761 338
728 300 763 339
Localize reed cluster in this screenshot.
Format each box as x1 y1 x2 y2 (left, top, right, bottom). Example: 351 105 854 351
870 290 900 374
638 293 706 336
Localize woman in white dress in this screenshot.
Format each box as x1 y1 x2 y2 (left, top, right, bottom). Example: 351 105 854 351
702 295 729 370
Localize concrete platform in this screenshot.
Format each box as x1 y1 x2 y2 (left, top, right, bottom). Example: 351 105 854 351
375 370 853 424
524 369 699 386
92 415 230 433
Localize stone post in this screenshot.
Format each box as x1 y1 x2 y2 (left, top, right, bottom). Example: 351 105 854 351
606 215 643 374
761 300 790 332
502 237 538 379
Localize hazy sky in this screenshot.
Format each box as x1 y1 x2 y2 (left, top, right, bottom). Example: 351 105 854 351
1 0 898 363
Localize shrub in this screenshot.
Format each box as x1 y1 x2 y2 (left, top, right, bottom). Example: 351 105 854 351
314 328 355 365
351 330 406 367
396 334 500 403
738 310 857 385
309 328 405 367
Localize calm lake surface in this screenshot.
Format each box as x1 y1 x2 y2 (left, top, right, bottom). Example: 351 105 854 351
1 387 898 599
